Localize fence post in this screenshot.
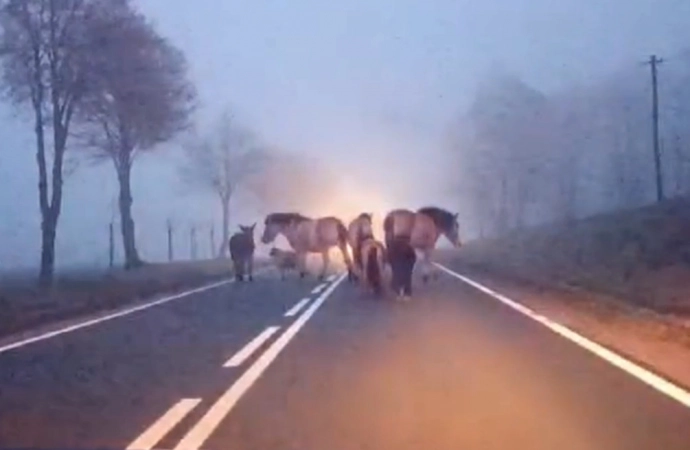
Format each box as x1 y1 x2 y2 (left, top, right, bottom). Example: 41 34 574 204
167 219 173 262
191 226 197 260
210 224 216 259
109 222 114 268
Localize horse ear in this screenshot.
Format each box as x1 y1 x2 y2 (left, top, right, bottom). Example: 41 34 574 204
454 213 459 219
251 222 257 230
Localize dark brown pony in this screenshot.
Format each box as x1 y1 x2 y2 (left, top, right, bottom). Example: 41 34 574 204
359 236 387 297
383 206 461 282
347 212 374 281
261 213 354 280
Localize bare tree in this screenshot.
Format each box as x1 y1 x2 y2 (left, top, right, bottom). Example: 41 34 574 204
180 110 267 258
0 0 106 285
77 1 196 269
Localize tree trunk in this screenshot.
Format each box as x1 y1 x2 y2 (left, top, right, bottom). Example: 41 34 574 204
218 196 230 258
35 113 55 286
117 162 143 269
38 211 57 286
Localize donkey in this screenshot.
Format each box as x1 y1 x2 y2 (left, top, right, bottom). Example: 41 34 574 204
229 223 256 282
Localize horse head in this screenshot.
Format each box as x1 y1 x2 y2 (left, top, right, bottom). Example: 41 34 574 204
262 213 306 244
418 207 461 248
446 213 461 247
261 216 280 244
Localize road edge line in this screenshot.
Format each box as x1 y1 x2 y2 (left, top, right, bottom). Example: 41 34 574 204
0 279 236 355
174 273 347 450
435 263 690 409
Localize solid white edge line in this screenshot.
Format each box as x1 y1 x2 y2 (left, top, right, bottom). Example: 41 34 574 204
285 297 311 317
0 279 234 355
223 326 281 368
311 283 327 294
126 398 201 450
327 274 337 282
174 272 347 450
435 263 690 409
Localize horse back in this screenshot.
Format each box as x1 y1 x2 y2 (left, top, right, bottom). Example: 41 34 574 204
384 209 415 241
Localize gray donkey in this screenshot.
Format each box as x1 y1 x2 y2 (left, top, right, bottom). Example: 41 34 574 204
229 223 256 282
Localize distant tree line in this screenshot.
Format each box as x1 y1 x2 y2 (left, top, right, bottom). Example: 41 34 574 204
450 52 690 239
0 0 321 285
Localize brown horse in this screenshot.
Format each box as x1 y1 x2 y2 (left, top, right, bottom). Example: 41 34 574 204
383 206 461 282
261 213 354 281
347 212 374 281
359 237 387 297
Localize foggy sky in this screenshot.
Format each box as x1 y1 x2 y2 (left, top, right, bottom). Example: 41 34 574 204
0 0 687 270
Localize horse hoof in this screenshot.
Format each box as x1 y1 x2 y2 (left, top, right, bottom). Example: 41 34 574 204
249 275 254 282
299 272 306 279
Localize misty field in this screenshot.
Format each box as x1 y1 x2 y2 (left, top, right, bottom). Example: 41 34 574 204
0 259 253 338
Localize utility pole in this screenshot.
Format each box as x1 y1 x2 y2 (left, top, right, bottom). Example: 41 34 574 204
167 219 174 262
210 224 216 259
108 222 114 268
645 54 664 202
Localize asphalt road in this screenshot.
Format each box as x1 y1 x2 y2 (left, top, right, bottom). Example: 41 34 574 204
1 262 689 450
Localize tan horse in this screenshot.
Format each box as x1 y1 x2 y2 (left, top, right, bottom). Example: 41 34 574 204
261 213 354 281
383 206 461 282
359 237 387 297
347 213 374 281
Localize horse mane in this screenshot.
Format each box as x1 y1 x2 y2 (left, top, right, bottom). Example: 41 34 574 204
417 206 455 232
265 212 311 226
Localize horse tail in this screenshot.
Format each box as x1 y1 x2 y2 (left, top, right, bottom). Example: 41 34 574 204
336 221 349 249
336 220 354 277
383 214 394 249
366 245 382 296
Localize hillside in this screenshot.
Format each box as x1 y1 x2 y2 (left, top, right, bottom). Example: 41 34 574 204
450 197 690 315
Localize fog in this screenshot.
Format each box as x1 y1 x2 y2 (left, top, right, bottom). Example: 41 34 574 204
0 0 688 272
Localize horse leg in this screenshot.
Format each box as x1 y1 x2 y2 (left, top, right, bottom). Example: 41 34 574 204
339 243 354 282
248 256 254 282
233 259 243 282
298 253 307 279
319 250 330 281
421 248 433 284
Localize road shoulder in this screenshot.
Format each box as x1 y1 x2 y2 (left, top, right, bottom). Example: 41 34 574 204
440 260 690 393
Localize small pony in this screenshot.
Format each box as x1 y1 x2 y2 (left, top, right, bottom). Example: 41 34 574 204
268 247 299 280
347 212 374 281
229 223 256 282
359 237 387 297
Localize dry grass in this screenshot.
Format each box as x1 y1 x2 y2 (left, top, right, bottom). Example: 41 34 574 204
0 258 266 338
451 197 690 315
